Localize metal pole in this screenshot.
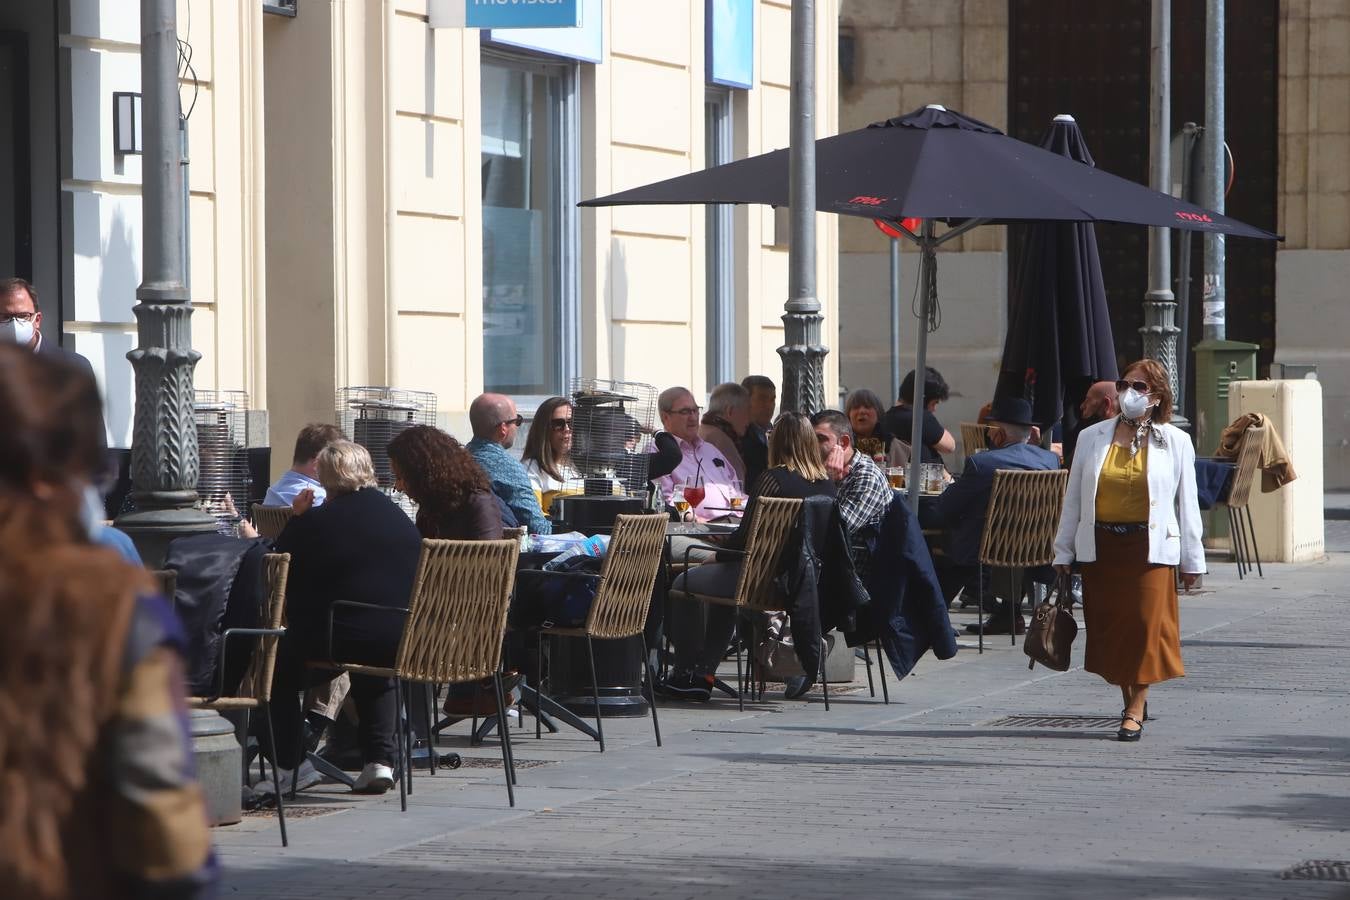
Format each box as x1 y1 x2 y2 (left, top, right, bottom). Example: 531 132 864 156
1139 0 1185 424
889 237 901 406
1176 122 1199 422
116 0 217 566
777 0 827 414
905 221 936 511
1200 0 1226 340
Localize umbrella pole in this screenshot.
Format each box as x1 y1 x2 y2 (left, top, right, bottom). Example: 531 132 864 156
906 221 937 510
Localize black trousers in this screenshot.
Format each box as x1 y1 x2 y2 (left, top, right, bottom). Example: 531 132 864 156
267 630 399 770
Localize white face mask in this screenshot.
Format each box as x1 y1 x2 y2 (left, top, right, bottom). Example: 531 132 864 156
0 317 35 346
1119 387 1154 421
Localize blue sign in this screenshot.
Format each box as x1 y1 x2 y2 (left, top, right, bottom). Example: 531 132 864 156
707 0 753 89
468 0 579 29
486 0 602 63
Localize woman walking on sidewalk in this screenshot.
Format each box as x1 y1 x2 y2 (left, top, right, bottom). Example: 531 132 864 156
1053 358 1206 742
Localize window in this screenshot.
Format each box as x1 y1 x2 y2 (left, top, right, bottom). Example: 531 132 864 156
705 89 734 386
481 54 579 398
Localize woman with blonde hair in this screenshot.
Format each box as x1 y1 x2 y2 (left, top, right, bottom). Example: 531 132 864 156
1053 358 1205 742
661 413 837 701
270 440 423 793
0 345 215 898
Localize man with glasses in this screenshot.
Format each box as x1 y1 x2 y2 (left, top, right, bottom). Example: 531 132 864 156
651 386 740 522
467 393 551 534
1 276 96 382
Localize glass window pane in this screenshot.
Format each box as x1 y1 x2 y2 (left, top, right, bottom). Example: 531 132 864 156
482 61 561 396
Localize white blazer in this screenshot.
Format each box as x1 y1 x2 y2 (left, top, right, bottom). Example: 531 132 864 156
1053 419 1206 574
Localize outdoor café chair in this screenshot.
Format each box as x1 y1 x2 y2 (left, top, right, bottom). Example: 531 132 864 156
960 422 991 457
975 469 1070 652
251 504 294 541
1221 425 1265 579
188 553 291 847
323 538 521 811
526 513 667 752
677 496 805 711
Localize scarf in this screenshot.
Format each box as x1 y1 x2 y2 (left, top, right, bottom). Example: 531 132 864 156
1119 413 1167 457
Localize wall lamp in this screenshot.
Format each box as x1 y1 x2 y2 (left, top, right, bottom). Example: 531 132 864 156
113 91 142 155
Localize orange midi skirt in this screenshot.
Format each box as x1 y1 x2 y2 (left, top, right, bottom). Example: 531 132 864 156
1081 528 1184 686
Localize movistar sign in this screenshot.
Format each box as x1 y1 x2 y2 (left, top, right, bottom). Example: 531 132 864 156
466 0 580 28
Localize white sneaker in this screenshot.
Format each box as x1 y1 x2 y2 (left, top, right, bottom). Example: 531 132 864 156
352 762 395 795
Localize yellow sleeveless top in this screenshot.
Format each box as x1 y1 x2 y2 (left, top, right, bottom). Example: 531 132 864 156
1095 443 1150 523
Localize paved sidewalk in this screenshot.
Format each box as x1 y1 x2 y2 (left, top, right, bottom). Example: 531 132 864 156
218 545 1350 899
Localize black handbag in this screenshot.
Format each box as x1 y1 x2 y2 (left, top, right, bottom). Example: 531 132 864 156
1023 574 1078 672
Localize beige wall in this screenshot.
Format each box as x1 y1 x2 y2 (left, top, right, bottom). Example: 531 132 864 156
263 0 840 462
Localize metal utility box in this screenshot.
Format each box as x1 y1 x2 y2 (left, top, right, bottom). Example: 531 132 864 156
1193 338 1259 456
1228 379 1325 563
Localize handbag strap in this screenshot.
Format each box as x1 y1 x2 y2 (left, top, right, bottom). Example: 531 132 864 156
1049 572 1074 608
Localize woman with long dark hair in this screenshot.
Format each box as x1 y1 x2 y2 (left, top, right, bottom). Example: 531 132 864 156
521 396 582 506
0 345 215 898
1054 358 1204 742
388 425 503 539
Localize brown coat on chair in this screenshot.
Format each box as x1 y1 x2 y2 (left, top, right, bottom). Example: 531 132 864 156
1214 413 1297 493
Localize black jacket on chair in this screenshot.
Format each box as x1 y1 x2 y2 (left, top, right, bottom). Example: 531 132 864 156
274 486 422 665
773 495 871 678
857 496 958 678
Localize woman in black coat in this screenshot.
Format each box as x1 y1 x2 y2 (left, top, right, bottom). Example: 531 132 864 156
269 440 422 794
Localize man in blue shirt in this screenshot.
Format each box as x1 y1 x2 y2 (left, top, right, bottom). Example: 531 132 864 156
263 423 345 508
467 393 551 534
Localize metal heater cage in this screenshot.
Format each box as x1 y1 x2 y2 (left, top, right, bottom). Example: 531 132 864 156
336 386 437 519
194 390 253 534
568 377 657 497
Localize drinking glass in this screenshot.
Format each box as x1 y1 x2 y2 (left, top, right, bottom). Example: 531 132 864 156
671 485 692 521
886 467 906 489
682 481 706 511
921 463 945 494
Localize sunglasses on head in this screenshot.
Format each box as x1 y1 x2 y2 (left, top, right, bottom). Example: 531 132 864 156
550 418 572 431
1115 379 1150 394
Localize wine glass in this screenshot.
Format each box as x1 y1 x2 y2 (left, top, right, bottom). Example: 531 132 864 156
671 485 692 522
681 480 706 513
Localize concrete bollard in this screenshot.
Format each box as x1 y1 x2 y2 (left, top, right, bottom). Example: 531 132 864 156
190 709 242 826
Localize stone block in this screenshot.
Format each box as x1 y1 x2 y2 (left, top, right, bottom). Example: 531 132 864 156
1284 76 1309 138
839 0 903 30
1309 0 1347 19
1281 191 1308 247
1314 75 1350 133
963 80 1008 129
839 83 904 132
931 26 964 81
1315 135 1350 191
1283 133 1309 196
964 0 1008 26
862 28 932 85
1312 191 1350 247
903 0 962 27
1283 14 1310 78
1311 16 1350 75
840 214 883 255
904 80 961 113
962 26 1007 83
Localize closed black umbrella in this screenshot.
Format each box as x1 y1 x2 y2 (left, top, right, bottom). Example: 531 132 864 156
996 114 1117 432
582 105 1280 506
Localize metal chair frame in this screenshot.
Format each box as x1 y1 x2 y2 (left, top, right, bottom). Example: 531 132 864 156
189 553 291 847
529 514 668 751
677 498 820 711
975 469 1070 653
1223 427 1265 579
323 538 521 811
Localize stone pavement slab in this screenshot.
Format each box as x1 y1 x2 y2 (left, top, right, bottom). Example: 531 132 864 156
218 549 1350 899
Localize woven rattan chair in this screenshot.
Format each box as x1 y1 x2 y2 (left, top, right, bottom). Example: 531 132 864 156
528 513 666 752
960 422 991 457
189 553 291 846
251 504 294 541
677 497 804 711
325 538 520 810
976 469 1070 652
1222 425 1265 579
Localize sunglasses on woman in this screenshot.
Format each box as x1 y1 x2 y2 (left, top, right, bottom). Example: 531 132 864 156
1115 379 1150 394
550 418 572 431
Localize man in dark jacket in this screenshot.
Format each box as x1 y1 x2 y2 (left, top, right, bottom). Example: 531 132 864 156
927 397 1059 634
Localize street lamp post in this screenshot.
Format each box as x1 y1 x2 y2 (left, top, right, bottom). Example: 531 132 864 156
115 0 217 567
777 0 828 415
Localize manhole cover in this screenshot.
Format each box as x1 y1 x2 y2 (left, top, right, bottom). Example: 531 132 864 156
1280 860 1350 881
985 715 1122 729
245 805 351 819
458 757 556 769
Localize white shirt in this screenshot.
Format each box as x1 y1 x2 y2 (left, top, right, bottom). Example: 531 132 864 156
523 458 582 494
263 469 325 508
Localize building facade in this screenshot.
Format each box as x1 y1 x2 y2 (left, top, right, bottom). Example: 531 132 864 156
3 0 840 475
837 0 1350 485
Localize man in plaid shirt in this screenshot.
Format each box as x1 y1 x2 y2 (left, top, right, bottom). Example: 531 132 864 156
811 410 893 576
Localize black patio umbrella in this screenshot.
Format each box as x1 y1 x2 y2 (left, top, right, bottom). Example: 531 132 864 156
995 114 1117 434
581 105 1280 506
